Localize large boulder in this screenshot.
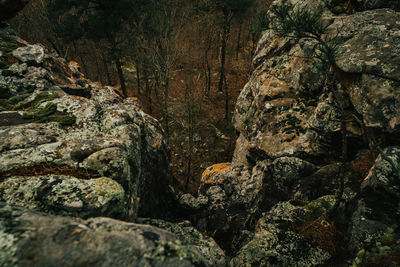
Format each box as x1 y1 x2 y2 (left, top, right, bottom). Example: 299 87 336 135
180 163 266 252
0 202 224 267
186 0 400 264
0 31 171 220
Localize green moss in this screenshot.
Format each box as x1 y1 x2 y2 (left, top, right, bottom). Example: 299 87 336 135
0 94 30 111
37 114 76 126
0 91 75 125
22 103 58 120
304 199 332 222
13 92 59 110
8 94 30 105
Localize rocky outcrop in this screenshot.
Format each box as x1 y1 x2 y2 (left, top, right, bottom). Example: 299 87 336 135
180 0 400 265
0 26 227 267
0 202 224 267
0 29 172 220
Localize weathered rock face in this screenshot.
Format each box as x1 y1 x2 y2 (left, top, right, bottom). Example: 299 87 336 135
349 146 400 265
181 0 400 264
0 202 224 267
231 196 335 266
0 28 226 267
0 29 171 220
180 163 266 252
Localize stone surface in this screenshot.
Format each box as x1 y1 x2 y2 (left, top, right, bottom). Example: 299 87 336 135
12 44 45 64
0 30 171 220
180 163 266 252
0 175 125 218
349 147 400 256
334 9 400 132
230 197 334 266
0 202 224 267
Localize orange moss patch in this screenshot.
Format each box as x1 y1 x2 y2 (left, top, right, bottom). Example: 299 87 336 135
0 162 100 182
201 163 231 183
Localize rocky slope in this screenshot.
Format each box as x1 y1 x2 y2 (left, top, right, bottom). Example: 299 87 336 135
181 0 400 265
0 21 225 267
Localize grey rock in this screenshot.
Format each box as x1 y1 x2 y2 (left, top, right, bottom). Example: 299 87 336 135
1 31 172 220
12 44 45 64
0 202 219 267
185 162 267 252
136 218 226 266
349 147 400 252
230 197 334 266
0 175 125 218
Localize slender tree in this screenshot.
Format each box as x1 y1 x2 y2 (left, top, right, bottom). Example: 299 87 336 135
47 0 147 97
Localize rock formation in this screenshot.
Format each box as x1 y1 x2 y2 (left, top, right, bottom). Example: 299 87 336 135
1 0 400 266
181 0 400 265
0 25 225 266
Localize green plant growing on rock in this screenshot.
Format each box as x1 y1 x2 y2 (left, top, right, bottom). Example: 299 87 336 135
261 3 347 211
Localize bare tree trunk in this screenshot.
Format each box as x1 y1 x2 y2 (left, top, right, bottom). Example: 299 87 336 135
115 57 128 97
144 69 152 115
162 73 170 140
100 50 112 85
136 62 141 95
224 74 229 120
184 82 193 190
72 40 88 76
235 20 242 60
217 22 229 93
203 40 212 97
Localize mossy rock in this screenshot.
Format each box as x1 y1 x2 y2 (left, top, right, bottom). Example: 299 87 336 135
0 94 30 111
22 103 58 120
0 92 76 126
13 92 59 110
37 114 76 126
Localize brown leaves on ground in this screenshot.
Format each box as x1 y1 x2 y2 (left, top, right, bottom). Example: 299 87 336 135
0 162 100 182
